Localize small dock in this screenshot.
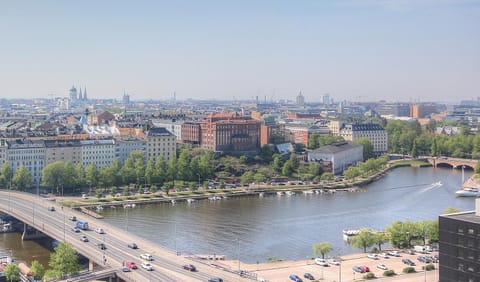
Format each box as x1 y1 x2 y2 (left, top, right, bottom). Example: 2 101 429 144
79 207 104 219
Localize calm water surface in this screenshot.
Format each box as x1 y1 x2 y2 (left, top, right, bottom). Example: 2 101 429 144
100 167 475 263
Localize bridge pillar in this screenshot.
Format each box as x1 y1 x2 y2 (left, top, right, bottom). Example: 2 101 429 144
88 260 95 271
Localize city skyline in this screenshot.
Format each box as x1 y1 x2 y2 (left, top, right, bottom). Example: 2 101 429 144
1 0 479 102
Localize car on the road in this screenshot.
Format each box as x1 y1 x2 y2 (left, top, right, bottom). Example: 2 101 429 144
141 262 153 271
98 243 106 250
182 264 196 271
69 216 77 221
289 274 303 282
304 272 315 280
367 253 379 260
388 251 401 257
82 194 89 199
71 226 80 233
359 266 370 272
329 259 341 266
208 278 223 282
80 235 88 242
352 266 364 273
314 258 329 266
124 261 138 269
121 267 131 272
377 253 389 258
47 206 55 211
140 253 153 261
128 242 138 249
402 258 416 266
377 264 388 270
95 228 105 234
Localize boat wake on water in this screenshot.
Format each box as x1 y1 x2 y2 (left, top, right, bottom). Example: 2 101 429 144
388 181 442 190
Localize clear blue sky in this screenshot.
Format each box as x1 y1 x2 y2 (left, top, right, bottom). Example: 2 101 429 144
1 0 479 102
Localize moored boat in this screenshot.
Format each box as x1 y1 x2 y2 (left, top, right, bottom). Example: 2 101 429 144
455 187 480 197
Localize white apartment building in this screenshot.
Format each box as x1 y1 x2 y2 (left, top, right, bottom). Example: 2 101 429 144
339 123 388 155
115 137 147 165
80 139 116 169
146 127 176 163
152 119 184 141
308 141 363 174
1 139 46 184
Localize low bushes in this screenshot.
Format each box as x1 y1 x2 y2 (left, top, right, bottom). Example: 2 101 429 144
363 272 375 279
423 264 435 271
383 269 396 277
403 266 416 273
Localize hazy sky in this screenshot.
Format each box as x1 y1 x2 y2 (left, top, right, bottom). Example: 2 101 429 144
1 0 479 103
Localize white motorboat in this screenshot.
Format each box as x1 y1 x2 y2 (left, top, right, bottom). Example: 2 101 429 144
455 187 480 197
186 198 196 203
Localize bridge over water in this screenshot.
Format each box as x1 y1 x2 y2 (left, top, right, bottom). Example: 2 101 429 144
0 190 252 282
426 157 478 170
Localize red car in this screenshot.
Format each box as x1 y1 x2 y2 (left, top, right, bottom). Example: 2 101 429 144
359 266 370 272
124 261 138 269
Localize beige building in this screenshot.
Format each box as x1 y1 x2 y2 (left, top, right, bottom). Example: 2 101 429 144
146 127 176 163
45 139 82 165
339 123 388 155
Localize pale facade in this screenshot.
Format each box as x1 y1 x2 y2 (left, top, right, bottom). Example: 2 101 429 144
339 123 388 155
115 137 147 164
2 139 46 184
80 139 116 169
146 127 176 163
45 139 82 165
308 141 363 174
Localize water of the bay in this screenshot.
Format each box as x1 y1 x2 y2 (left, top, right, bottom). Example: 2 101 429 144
99 166 475 263
1 166 476 265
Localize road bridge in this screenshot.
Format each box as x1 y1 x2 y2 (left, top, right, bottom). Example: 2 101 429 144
426 157 478 169
0 190 252 282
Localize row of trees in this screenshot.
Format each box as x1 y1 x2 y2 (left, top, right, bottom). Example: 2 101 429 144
342 156 389 180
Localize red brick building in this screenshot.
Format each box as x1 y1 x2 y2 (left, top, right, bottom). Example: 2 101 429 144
200 113 260 152
181 122 201 145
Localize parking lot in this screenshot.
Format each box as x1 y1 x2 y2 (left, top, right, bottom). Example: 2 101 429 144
222 250 440 282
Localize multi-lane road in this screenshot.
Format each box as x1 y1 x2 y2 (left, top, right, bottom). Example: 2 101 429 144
0 190 252 282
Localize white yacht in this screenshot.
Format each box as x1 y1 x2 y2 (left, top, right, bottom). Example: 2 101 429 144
455 187 480 197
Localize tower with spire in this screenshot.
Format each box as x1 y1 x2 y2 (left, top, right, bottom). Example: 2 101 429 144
78 88 83 100
69 85 78 100
83 87 88 101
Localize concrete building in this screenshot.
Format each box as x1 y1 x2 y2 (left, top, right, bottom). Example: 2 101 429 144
410 103 438 118
439 199 480 282
115 137 147 165
376 103 411 117
146 127 176 162
1 139 46 184
45 139 82 165
200 113 260 152
339 123 388 155
307 141 363 174
152 119 184 142
80 139 116 169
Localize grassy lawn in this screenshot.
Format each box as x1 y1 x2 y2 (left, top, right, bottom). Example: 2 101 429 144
391 159 431 167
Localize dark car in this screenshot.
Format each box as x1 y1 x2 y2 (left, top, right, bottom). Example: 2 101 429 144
69 216 77 221
208 278 223 282
98 243 106 250
80 235 88 242
304 272 315 280
289 274 303 282
182 264 196 271
128 242 138 249
48 206 55 211
402 258 416 266
352 266 365 273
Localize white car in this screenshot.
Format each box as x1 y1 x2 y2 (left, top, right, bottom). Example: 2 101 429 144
329 260 341 266
367 253 379 260
378 253 389 258
95 228 105 234
140 253 153 261
141 262 153 271
388 251 401 257
314 258 329 266
377 264 388 270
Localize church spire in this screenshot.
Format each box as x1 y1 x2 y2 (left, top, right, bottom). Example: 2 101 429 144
83 87 88 100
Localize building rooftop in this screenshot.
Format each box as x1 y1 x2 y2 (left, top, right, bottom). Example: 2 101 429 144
310 141 362 154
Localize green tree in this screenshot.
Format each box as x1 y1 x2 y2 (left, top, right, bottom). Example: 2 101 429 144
431 138 438 156
356 138 374 160
99 166 115 188
0 161 13 188
30 260 45 280
85 163 99 189
254 172 266 183
135 158 145 185
320 172 334 181
176 148 190 183
42 161 66 194
282 160 294 176
240 171 254 185
167 156 177 186
444 206 460 214
145 160 156 185
308 162 323 177
410 140 418 158
46 241 82 279
155 156 168 184
12 165 31 190
312 242 333 259
373 232 389 251
348 228 376 253
271 155 284 173
4 263 20 282
110 159 123 187
74 163 86 188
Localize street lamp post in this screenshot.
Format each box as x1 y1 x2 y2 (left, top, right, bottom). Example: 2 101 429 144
197 173 201 188
462 165 465 184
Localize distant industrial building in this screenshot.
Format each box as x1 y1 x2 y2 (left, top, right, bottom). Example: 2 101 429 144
375 102 410 117
307 141 363 174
